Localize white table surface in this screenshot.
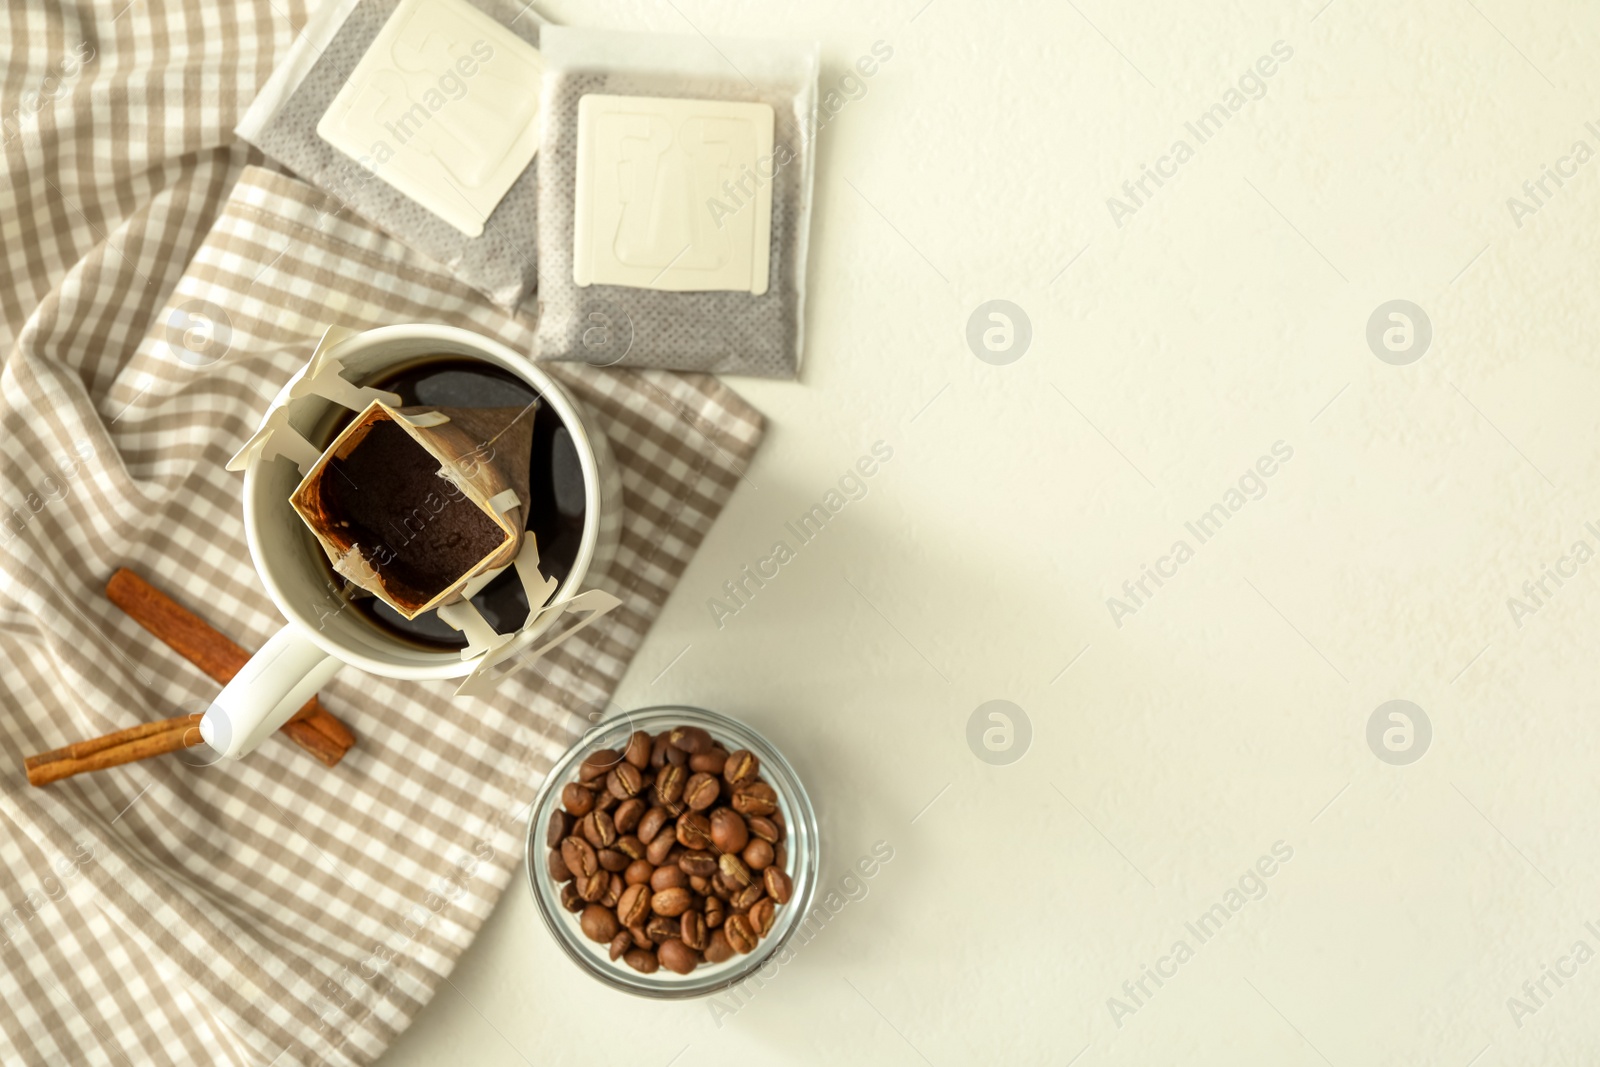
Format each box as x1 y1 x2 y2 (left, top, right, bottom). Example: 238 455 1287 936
384 1 1600 1063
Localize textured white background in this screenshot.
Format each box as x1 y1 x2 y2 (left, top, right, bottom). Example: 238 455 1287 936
386 0 1600 1063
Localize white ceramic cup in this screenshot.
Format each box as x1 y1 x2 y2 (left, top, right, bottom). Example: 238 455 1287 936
202 324 622 759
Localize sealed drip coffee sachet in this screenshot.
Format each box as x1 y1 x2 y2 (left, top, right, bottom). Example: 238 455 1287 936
236 0 547 308
534 26 820 379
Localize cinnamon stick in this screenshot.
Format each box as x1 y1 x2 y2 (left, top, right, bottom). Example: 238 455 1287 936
104 568 354 765
23 572 357 786
34 714 196 762
26 714 203 787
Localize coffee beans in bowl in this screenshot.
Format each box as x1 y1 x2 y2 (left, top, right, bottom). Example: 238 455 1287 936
526 706 817 997
550 729 790 975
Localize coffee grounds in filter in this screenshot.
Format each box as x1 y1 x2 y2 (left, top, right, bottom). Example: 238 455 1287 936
312 358 586 650
318 418 506 609
535 67 812 378
292 394 539 620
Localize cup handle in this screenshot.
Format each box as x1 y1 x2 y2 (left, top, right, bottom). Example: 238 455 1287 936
200 625 340 759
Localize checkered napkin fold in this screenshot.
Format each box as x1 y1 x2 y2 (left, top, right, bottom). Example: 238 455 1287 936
0 165 762 1066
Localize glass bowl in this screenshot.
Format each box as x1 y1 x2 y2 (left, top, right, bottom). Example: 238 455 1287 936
524 705 819 998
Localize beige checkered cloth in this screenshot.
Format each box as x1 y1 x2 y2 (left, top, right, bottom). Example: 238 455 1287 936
0 3 764 1064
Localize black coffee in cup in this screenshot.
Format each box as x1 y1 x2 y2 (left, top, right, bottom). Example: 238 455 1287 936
315 357 587 650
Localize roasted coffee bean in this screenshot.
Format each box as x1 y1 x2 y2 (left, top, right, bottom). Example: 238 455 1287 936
547 848 572 884
595 790 619 813
579 810 617 849
704 895 725 929
774 844 788 870
613 797 646 834
625 859 655 886
556 831 595 876
579 749 620 783
602 874 624 908
652 886 692 917
609 931 631 961
724 914 757 954
711 872 738 900
580 904 618 943
688 874 710 894
649 732 672 769
723 749 760 786
676 812 713 850
683 772 720 811
747 815 781 843
658 938 699 975
617 883 651 927
668 725 713 754
624 947 659 973
664 744 687 767
719 853 755 888
709 808 749 853
561 782 595 816
704 929 734 963
650 865 688 892
742 838 774 871
615 834 646 861
689 749 727 775
749 898 776 937
636 806 670 845
732 883 764 911
547 809 572 849
655 764 686 806
597 847 629 873
678 850 717 877
560 882 583 913
628 924 653 950
646 915 681 943
578 870 608 903
772 809 787 835
646 830 676 866
732 781 778 816
763 867 793 904
624 730 653 769
680 910 708 951
607 762 644 800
